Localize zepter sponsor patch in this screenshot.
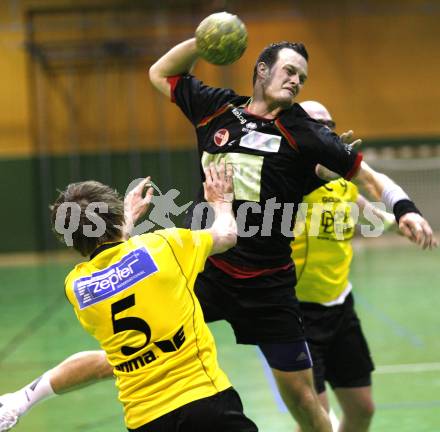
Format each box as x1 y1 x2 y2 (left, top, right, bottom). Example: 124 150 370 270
73 247 158 309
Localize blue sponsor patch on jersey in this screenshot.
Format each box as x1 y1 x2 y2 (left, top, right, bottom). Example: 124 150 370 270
73 247 158 310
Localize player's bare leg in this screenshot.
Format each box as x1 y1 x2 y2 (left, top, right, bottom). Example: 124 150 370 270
317 392 341 431
316 390 330 413
333 386 374 432
296 389 332 431
272 368 332 432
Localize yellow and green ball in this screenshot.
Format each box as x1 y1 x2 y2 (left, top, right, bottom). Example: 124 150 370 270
195 12 248 66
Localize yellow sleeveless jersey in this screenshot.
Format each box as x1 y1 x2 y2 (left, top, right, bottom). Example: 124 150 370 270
292 179 358 304
65 228 231 429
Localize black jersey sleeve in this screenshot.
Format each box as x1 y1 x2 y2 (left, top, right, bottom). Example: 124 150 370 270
278 105 363 180
303 173 328 195
169 74 237 127
301 124 362 180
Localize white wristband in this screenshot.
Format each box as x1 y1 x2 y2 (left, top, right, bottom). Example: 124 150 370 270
381 182 410 211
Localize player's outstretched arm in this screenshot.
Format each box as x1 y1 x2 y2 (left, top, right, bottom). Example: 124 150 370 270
356 194 397 232
50 350 113 393
149 38 199 98
122 176 154 239
0 351 111 431
204 161 237 255
352 161 437 249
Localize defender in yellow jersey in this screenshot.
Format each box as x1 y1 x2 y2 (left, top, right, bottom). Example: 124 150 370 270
65 229 232 429
292 101 395 432
293 178 358 306
47 163 257 432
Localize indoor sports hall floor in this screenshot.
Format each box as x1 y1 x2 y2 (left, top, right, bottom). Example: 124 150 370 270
1 238 439 431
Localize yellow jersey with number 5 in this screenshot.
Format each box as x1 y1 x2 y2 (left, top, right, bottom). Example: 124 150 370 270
292 179 358 304
65 228 231 429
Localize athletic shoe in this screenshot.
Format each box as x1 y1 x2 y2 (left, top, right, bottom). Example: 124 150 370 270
0 395 19 431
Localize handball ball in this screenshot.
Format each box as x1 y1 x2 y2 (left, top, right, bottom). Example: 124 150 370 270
195 12 248 65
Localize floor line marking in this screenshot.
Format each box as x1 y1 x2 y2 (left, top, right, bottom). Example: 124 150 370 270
0 294 65 365
377 400 440 410
375 362 440 374
354 293 424 348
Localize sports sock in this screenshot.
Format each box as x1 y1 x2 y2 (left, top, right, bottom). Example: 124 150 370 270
4 371 55 416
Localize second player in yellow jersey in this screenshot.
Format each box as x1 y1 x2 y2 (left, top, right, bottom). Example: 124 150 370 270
290 100 397 432
293 178 358 305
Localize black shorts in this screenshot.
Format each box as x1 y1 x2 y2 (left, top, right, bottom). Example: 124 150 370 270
195 260 305 345
128 388 258 432
195 261 313 371
300 293 375 394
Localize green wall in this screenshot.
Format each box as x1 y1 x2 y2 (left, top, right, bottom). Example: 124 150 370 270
1 158 39 251
0 149 200 253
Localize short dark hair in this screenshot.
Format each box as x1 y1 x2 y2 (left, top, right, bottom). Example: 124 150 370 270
50 181 124 256
252 41 309 85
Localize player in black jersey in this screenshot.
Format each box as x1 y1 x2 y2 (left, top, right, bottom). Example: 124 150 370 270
148 39 436 431
1 40 436 432
150 44 349 431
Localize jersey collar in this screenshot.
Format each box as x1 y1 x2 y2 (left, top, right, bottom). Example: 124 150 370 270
90 242 123 260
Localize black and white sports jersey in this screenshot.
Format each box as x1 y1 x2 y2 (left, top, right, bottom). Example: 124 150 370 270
169 74 362 272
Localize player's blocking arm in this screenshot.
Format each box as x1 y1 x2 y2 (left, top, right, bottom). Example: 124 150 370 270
352 161 437 249
203 161 237 255
49 351 113 393
356 194 396 232
122 177 154 239
149 38 199 98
